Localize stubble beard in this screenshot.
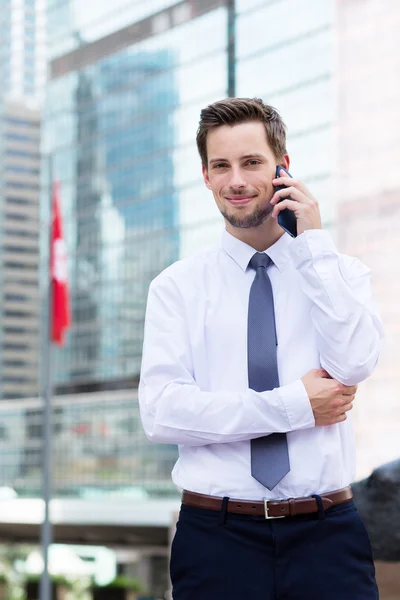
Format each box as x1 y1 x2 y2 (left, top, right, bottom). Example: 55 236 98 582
221 202 273 229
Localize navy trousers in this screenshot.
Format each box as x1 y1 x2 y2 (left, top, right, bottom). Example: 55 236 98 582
170 498 379 600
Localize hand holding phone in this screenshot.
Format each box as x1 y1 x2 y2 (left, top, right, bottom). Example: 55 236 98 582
274 166 297 238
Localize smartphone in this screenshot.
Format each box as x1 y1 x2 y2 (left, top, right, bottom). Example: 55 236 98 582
274 165 297 238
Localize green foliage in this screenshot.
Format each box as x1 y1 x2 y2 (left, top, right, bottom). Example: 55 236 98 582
94 575 145 592
26 573 74 589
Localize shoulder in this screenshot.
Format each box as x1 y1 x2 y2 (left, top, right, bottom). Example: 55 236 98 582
302 229 371 278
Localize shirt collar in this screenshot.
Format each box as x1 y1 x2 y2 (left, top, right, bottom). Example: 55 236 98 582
221 229 293 273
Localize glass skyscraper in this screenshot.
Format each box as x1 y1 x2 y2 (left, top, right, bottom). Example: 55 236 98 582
46 50 180 388
45 0 229 391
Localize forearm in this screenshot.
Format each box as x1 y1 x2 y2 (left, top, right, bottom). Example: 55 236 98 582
139 377 314 446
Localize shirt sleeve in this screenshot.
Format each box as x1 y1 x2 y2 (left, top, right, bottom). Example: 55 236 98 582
138 273 315 446
288 229 384 385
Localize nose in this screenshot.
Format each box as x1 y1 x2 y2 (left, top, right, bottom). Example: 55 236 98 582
228 166 247 191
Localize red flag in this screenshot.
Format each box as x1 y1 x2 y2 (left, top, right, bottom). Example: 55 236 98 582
50 182 71 345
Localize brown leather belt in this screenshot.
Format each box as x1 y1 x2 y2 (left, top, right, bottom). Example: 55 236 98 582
182 486 353 519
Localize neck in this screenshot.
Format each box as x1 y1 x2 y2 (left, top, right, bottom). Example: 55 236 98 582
225 217 284 251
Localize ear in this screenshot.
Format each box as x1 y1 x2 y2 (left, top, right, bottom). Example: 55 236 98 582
280 154 290 171
202 164 212 190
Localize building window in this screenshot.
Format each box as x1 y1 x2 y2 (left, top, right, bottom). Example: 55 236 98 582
6 117 40 128
4 263 38 271
7 149 40 159
6 165 40 175
4 229 38 239
6 182 40 191
4 310 37 318
6 213 31 221
3 246 36 255
3 360 30 367
3 343 31 350
6 196 37 206
6 132 37 142
5 294 31 302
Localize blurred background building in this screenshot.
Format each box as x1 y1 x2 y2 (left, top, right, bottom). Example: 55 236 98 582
0 0 398 597
0 0 46 99
0 0 45 400
0 102 41 400
335 0 400 479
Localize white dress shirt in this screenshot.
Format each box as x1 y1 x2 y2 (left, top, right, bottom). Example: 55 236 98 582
139 229 383 500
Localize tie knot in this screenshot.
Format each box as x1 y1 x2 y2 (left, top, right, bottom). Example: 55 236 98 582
249 252 272 271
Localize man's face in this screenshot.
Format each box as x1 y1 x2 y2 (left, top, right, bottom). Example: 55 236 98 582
202 121 288 230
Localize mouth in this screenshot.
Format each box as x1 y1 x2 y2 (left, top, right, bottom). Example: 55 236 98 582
225 195 257 206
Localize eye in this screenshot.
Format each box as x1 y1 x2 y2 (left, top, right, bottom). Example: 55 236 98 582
213 163 228 170
246 159 261 166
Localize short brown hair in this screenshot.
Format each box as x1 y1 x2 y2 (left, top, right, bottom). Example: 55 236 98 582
196 97 287 167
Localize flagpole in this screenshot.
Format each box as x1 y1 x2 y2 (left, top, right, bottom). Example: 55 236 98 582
40 153 54 600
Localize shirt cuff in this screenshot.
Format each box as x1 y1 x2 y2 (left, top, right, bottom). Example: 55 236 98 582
278 379 315 431
288 229 338 268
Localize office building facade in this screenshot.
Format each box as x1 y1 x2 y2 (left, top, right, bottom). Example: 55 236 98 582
0 0 46 100
0 0 45 400
0 102 41 400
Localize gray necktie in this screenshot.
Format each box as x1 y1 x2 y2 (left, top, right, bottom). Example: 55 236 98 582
248 252 290 490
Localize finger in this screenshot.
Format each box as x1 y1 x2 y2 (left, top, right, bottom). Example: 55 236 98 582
271 199 302 218
344 393 355 403
271 187 315 210
340 402 353 413
270 186 306 205
273 172 310 195
336 414 348 423
272 176 296 187
272 176 306 191
341 394 355 404
341 385 358 396
335 381 357 394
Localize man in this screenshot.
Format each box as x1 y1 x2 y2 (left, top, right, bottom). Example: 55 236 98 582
139 98 383 599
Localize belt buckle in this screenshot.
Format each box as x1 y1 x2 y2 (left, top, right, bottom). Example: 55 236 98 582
264 499 285 519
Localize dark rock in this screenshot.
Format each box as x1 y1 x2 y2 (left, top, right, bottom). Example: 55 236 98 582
352 459 400 561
